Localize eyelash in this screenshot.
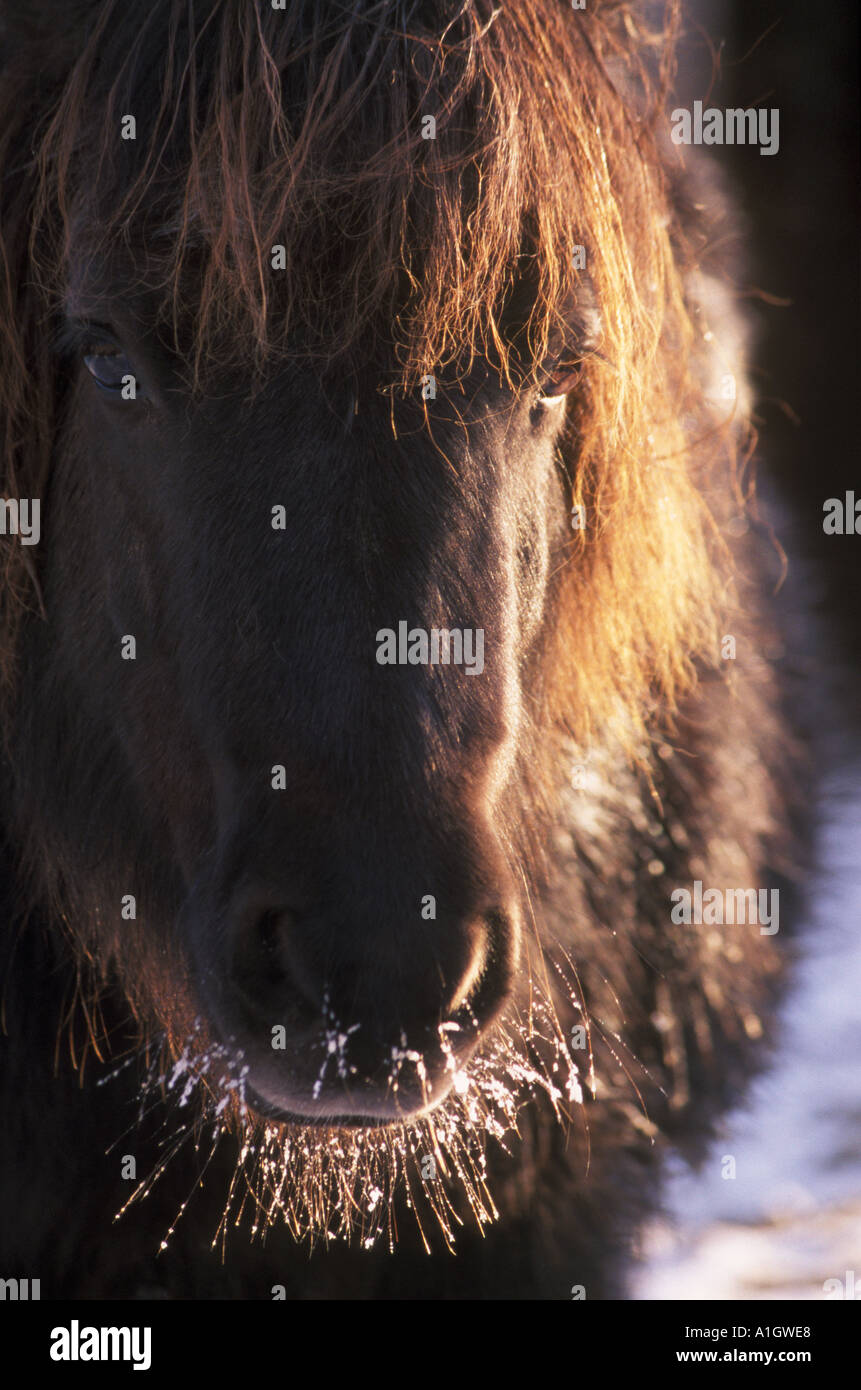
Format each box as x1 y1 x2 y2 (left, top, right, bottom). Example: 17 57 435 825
52 320 117 360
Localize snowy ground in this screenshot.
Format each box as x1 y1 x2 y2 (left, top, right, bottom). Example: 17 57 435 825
631 764 861 1300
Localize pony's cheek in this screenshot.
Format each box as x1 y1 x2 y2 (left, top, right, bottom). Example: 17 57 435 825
514 522 551 645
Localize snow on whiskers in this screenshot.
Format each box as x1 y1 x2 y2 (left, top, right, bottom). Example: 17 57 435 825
99 961 590 1256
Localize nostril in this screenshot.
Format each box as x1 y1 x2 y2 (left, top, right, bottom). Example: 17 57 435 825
446 927 488 1015
230 903 307 1021
257 908 281 962
445 907 516 1033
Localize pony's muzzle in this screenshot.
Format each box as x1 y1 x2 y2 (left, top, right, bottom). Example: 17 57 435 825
187 879 517 1123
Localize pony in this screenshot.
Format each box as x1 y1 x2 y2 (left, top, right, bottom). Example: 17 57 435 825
0 0 800 1298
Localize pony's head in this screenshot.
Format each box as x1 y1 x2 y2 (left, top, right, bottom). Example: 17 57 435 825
0 0 742 1147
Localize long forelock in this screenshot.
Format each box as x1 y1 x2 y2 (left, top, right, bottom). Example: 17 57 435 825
32 0 676 391
3 0 751 745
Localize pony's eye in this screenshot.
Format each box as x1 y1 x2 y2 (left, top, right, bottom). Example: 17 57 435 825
536 361 584 404
83 347 135 393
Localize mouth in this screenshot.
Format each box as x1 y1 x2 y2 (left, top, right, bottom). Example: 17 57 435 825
216 1004 487 1128
241 1086 415 1130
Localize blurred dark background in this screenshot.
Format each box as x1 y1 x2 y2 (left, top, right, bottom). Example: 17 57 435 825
679 1 859 688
